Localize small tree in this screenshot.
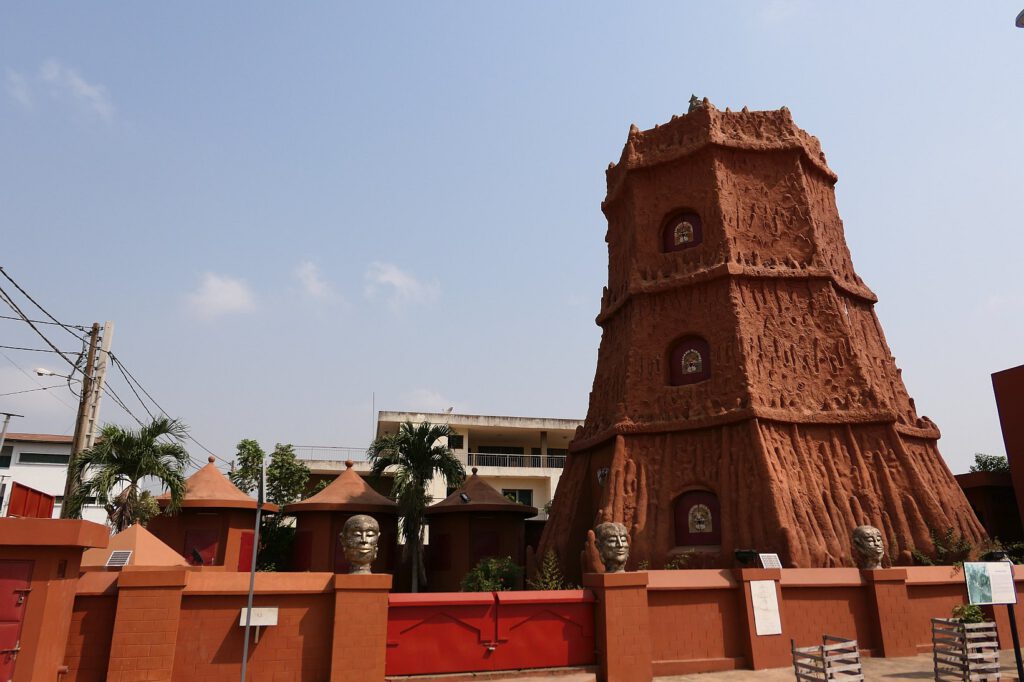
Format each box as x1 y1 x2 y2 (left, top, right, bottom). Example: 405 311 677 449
528 550 576 590
970 454 1009 474
229 439 266 495
911 527 973 566
266 443 309 506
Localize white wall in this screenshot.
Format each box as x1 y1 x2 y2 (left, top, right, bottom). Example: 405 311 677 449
0 439 108 524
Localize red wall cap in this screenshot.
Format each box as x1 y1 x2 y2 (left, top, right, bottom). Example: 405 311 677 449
185 571 334 595
495 590 595 605
582 571 649 588
117 568 189 588
334 572 392 591
646 569 737 591
388 592 494 607
779 568 864 587
0 518 109 548
735 568 782 582
76 571 119 596
862 568 908 583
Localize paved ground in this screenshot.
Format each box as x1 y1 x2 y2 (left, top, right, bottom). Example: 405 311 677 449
657 650 1021 680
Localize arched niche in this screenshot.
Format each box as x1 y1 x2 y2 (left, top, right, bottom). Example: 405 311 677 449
668 336 711 385
673 489 721 546
661 210 703 252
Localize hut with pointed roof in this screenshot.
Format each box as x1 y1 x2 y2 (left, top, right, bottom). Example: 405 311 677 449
81 523 189 571
147 456 277 570
283 460 399 573
424 467 537 591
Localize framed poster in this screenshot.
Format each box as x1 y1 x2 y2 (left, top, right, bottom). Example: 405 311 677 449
964 562 1017 606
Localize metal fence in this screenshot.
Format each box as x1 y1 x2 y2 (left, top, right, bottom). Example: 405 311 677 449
466 452 566 469
293 445 367 462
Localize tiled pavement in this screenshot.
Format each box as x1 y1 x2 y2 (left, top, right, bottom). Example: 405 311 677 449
657 649 1022 680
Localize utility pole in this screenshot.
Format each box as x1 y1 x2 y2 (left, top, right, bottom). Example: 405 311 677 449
61 322 99 518
84 321 114 450
0 412 24 517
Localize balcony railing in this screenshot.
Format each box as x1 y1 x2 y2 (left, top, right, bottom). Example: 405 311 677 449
293 445 367 462
466 452 566 469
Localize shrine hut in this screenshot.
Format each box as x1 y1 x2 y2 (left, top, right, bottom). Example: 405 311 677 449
147 456 277 569
424 467 537 591
81 523 189 571
283 460 399 573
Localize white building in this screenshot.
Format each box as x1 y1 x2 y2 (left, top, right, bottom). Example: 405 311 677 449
0 433 108 524
297 411 583 521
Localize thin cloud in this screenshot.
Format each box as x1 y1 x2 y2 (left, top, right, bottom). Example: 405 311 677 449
401 388 462 414
295 261 334 300
38 58 114 121
185 273 257 320
364 261 440 308
5 69 32 109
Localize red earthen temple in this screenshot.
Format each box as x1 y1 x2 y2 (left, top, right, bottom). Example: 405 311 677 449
540 101 984 575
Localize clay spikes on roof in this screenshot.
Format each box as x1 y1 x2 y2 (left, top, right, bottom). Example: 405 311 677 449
283 460 399 515
426 467 538 517
157 456 279 513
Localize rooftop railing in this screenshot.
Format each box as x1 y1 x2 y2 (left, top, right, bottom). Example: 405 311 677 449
466 452 566 469
293 445 367 462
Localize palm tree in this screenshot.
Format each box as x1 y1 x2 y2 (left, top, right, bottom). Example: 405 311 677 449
367 420 465 592
66 417 191 532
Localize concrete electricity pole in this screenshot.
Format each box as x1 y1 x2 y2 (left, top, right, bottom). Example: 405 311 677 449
60 320 114 518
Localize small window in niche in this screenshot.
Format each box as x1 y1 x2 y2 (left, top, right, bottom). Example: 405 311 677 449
669 336 710 385
674 490 721 546
662 211 703 252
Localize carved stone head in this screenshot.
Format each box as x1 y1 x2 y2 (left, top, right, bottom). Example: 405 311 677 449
595 521 630 573
341 514 380 574
852 525 885 569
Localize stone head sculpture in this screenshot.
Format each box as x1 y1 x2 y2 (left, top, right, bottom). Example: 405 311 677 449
852 524 884 569
594 521 630 573
341 514 380 574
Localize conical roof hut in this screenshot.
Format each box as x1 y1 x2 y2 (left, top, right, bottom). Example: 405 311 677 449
283 461 399 573
82 523 189 570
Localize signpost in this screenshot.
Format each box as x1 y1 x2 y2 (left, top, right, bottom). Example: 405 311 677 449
965 558 1023 679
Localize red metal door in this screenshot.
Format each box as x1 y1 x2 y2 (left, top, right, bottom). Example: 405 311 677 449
0 560 33 681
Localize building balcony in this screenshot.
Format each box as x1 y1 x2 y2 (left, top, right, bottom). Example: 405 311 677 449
466 452 565 469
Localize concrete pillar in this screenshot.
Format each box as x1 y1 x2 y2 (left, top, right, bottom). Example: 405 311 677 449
540 431 548 467
0 518 108 682
583 572 652 682
331 573 391 682
735 568 788 670
106 568 188 682
864 568 916 657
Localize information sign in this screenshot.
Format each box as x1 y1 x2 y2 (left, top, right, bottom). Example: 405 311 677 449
964 562 1017 606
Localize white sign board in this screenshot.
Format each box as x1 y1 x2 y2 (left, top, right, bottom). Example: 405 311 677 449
758 553 782 569
750 580 782 636
964 562 1018 606
239 607 279 627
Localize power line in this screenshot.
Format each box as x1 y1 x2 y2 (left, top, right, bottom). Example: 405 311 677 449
0 350 76 410
0 267 88 341
0 384 67 397
110 354 231 465
0 313 89 331
0 285 82 373
99 383 202 473
0 344 78 354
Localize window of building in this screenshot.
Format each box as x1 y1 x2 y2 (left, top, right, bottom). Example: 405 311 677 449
477 445 524 454
530 448 568 457
448 434 465 450
669 336 711 385
0 445 11 468
18 452 70 465
673 490 721 546
662 211 703 252
502 489 533 507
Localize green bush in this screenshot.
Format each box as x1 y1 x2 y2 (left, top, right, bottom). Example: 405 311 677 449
970 453 1009 474
952 604 986 624
664 550 695 570
461 556 522 592
528 550 576 590
911 527 972 566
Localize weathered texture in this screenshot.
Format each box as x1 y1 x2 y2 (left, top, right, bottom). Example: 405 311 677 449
539 104 984 576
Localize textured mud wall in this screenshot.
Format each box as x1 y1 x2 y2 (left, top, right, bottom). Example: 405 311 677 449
539 103 984 577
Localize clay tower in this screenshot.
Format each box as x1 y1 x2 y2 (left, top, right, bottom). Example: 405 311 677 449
539 100 984 575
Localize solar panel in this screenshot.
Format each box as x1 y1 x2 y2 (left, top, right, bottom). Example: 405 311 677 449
106 550 133 568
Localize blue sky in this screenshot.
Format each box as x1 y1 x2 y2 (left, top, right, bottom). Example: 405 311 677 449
1 2 1022 474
